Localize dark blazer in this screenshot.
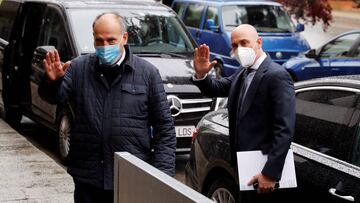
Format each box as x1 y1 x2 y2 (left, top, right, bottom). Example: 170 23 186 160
39 46 176 189
192 56 295 181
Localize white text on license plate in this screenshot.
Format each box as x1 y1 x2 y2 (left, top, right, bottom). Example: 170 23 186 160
175 126 195 137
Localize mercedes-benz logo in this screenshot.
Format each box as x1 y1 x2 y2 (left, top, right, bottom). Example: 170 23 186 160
167 95 182 117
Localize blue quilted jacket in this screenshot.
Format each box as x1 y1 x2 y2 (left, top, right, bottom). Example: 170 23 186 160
39 46 176 189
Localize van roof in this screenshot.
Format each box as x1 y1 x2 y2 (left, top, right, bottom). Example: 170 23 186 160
13 0 168 9
173 0 281 6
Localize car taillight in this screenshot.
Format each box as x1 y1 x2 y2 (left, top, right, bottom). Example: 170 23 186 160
191 128 199 143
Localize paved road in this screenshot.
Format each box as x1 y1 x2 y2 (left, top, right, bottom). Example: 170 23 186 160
0 119 73 202
18 117 188 184
302 11 360 49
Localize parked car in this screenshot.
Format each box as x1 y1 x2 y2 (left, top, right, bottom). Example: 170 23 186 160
172 0 310 77
283 30 360 82
186 75 360 203
0 0 217 161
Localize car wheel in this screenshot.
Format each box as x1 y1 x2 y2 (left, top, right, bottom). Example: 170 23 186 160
207 177 239 203
57 108 72 162
4 106 22 128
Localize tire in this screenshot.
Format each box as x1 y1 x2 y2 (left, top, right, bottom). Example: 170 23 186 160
57 108 72 163
3 85 21 128
213 62 224 79
4 106 22 128
207 177 239 203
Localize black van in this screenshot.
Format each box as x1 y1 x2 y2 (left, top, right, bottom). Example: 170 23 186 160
0 0 216 160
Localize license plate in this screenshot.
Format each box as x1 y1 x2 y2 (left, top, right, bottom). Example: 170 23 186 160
175 126 195 137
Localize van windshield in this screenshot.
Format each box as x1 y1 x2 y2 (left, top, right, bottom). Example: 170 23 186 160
68 9 195 54
222 5 295 33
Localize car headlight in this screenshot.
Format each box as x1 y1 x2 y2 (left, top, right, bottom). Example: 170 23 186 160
214 97 228 111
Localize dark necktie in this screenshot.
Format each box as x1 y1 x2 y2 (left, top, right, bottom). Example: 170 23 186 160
238 68 254 112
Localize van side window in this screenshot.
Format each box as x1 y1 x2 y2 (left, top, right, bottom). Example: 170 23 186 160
38 7 70 62
173 2 187 19
204 6 219 30
294 89 357 162
0 1 20 41
183 4 204 28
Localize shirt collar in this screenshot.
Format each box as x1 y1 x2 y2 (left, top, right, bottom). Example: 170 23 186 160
248 52 267 70
115 48 126 66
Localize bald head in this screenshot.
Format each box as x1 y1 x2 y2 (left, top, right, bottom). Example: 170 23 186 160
93 12 126 35
92 12 128 51
231 24 259 42
230 24 263 59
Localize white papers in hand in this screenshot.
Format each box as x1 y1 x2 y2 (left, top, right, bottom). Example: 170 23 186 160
236 149 297 191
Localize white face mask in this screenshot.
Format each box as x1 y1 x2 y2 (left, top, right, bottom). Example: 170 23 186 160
231 45 257 68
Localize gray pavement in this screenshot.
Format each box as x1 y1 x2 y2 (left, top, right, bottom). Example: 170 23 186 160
302 10 360 49
0 119 74 202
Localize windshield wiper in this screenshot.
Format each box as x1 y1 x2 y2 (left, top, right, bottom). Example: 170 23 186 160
165 52 190 58
225 24 238 27
257 27 292 33
135 51 162 55
276 28 292 33
135 52 189 58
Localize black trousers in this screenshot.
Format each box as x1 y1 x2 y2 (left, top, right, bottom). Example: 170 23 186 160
74 181 113 203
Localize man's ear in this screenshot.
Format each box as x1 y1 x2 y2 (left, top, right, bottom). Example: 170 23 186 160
122 32 128 45
257 37 262 48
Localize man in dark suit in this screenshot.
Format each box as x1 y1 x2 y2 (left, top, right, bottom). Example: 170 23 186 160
191 24 295 199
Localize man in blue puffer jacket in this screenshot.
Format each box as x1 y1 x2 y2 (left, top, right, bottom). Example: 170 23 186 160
38 12 176 203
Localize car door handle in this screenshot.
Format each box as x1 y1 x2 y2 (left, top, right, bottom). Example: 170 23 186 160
331 68 340 71
329 188 354 202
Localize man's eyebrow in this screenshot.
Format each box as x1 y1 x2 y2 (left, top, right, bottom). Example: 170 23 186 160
95 36 117 40
231 39 249 45
106 36 117 40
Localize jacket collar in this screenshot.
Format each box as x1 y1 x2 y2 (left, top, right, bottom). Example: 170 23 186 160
122 45 137 71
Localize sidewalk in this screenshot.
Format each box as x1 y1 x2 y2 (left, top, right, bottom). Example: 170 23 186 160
330 0 360 22
302 8 360 49
0 119 74 202
332 10 360 20
331 9 360 27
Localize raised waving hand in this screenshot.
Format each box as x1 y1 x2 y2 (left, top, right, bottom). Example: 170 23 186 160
193 44 217 79
43 50 71 81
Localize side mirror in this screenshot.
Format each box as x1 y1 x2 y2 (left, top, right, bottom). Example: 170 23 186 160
32 46 56 71
296 24 305 32
205 19 220 33
305 49 317 58
34 45 56 56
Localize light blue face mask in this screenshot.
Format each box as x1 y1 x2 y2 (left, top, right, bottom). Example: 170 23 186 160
95 44 121 66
